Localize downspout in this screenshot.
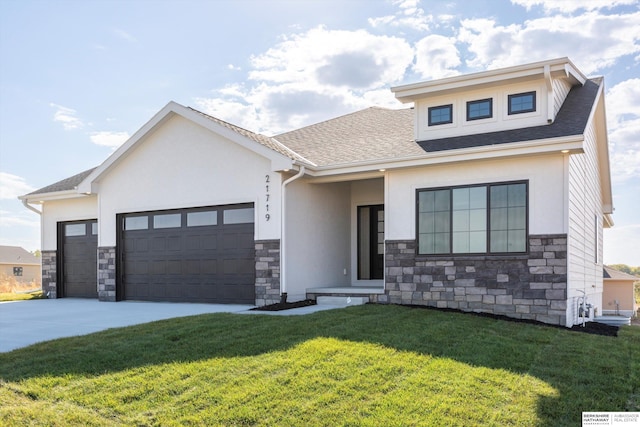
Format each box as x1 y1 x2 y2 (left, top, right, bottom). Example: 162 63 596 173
21 199 42 216
280 165 305 303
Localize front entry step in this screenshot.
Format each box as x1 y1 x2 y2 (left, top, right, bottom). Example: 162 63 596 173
316 296 369 306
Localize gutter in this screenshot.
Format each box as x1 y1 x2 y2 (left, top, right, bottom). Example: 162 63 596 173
279 165 306 302
21 199 42 216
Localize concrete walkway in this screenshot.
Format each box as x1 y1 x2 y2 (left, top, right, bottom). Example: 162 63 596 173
0 299 344 353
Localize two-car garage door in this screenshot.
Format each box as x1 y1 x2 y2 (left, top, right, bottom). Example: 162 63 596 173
120 204 255 304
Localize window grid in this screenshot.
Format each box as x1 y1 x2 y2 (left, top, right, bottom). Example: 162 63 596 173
417 182 528 255
428 104 453 126
508 92 536 115
466 98 493 121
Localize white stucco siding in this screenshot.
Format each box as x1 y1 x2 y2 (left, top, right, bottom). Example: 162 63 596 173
386 155 566 240
414 81 548 141
41 196 98 250
567 120 604 322
96 114 280 246
285 179 351 300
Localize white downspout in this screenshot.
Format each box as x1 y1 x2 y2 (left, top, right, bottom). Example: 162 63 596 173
280 165 305 302
21 199 42 216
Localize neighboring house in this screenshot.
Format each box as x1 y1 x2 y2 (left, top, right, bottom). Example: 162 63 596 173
19 57 613 327
0 246 41 286
603 266 638 317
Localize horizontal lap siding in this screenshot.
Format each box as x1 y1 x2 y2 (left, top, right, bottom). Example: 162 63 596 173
568 120 603 323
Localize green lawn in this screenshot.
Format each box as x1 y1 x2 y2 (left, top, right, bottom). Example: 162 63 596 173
0 290 44 302
1 304 638 426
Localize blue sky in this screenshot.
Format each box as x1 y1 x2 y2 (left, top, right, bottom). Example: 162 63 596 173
1 0 638 265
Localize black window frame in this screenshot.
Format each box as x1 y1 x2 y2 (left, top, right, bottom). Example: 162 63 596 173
508 91 536 115
466 98 493 121
416 180 529 256
428 104 453 126
13 266 23 276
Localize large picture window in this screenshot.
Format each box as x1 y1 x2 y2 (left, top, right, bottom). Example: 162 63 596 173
417 182 527 255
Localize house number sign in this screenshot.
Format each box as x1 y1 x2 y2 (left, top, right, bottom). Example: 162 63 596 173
264 174 271 221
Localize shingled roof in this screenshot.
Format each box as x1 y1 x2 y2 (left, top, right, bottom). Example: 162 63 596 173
604 266 640 281
419 78 602 152
187 107 310 164
0 246 40 265
26 167 97 196
275 107 422 167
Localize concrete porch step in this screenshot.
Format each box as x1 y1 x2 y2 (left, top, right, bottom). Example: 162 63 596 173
316 296 369 306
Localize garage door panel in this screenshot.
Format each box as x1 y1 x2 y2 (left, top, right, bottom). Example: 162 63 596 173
62 220 98 298
122 204 255 304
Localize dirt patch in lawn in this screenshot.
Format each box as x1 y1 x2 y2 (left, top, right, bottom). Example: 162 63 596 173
251 299 317 312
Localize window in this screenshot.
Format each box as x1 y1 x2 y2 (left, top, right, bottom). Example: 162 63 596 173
153 213 182 229
428 104 453 126
223 208 254 224
124 216 148 231
65 223 86 236
13 267 23 277
467 98 492 121
187 210 217 227
508 92 536 115
417 182 527 255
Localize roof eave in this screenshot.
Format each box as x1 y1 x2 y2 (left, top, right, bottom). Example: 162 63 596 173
392 57 585 103
304 135 585 180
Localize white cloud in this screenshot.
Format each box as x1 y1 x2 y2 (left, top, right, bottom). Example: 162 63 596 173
0 172 34 200
413 34 461 79
50 103 83 130
196 26 413 134
457 11 640 75
89 131 130 149
511 0 638 13
605 78 640 182
368 0 432 31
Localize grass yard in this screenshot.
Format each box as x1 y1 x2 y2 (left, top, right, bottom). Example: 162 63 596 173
1 304 638 426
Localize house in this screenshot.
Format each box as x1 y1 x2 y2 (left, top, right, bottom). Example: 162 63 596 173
19 57 613 327
0 246 41 287
603 266 638 317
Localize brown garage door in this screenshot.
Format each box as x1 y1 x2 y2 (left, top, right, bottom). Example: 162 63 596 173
60 220 98 298
120 204 255 303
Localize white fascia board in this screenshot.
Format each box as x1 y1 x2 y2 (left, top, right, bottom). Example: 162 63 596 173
19 190 91 203
77 101 295 193
304 135 585 179
392 57 575 102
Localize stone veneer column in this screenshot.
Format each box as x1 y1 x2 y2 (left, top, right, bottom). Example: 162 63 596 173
98 246 116 301
41 250 57 298
385 235 568 326
255 240 280 306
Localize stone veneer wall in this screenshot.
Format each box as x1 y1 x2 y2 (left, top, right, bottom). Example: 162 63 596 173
385 234 568 326
41 250 57 298
98 246 116 301
255 240 280 306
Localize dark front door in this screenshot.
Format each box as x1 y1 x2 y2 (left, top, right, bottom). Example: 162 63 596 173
358 205 384 280
119 204 255 304
59 220 98 298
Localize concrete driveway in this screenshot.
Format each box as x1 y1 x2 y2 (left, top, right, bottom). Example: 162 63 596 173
0 299 254 353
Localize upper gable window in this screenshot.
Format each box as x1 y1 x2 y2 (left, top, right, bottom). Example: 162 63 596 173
428 104 453 126
467 98 493 121
508 92 536 115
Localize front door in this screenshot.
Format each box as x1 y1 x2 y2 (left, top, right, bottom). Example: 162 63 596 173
357 205 384 280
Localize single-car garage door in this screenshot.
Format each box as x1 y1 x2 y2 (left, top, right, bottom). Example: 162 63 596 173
120 204 255 303
60 220 98 298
